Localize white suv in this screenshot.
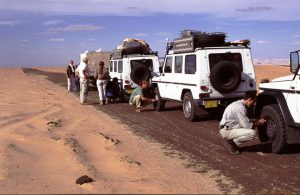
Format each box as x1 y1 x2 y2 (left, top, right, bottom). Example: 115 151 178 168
152 36 256 121
255 50 300 153
109 54 160 101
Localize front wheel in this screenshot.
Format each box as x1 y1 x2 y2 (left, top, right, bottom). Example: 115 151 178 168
259 104 287 153
182 92 197 122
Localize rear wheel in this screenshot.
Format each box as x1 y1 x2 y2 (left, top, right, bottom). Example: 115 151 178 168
182 92 197 122
120 92 130 103
154 87 165 111
259 104 287 153
130 63 150 85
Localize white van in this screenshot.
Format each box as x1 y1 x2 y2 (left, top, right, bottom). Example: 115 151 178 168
109 54 160 101
152 44 256 121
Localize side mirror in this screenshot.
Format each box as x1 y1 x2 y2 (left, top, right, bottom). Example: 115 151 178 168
290 51 299 74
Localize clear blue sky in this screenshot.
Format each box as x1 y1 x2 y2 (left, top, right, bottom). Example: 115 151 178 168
1 0 300 67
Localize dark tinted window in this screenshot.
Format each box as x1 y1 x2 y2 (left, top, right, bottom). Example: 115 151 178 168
118 60 123 73
209 53 243 70
109 61 113 72
175 56 183 73
185 55 196 74
113 61 117 72
130 59 153 71
164 56 173 73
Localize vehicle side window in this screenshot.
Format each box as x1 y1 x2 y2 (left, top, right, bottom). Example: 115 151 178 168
109 61 113 72
185 54 196 74
113 61 117 72
175 56 183 73
118 60 123 73
164 56 173 73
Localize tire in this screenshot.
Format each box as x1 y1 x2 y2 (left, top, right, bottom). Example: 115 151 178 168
130 63 150 85
120 92 130 103
154 87 165 112
182 92 197 122
259 104 287 153
210 61 241 93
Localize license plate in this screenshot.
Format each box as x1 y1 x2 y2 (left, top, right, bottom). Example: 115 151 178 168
204 100 217 108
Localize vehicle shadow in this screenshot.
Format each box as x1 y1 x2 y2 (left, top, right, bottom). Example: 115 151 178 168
241 143 300 154
22 67 66 88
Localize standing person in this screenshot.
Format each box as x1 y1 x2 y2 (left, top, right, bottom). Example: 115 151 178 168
76 57 89 104
74 63 80 92
94 61 110 105
219 90 266 155
66 60 76 91
129 80 157 112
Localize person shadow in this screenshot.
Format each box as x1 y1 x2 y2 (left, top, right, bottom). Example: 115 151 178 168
241 143 300 154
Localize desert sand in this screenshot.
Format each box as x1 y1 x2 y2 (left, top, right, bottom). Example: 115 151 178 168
0 65 291 194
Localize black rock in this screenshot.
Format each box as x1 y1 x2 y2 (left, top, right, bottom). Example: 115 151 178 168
75 175 94 185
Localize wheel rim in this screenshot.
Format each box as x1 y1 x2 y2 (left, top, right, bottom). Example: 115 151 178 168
183 97 191 118
266 120 277 140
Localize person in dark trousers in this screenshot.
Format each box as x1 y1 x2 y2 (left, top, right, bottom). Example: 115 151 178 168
219 90 266 155
66 60 76 91
106 77 120 103
129 80 157 112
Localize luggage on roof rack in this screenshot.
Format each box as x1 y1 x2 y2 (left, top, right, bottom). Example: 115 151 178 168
172 30 227 54
112 38 154 59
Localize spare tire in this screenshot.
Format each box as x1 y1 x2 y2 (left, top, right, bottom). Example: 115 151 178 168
210 61 241 93
130 63 150 84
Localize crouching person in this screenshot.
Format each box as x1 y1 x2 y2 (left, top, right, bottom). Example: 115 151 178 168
129 80 157 112
106 77 120 103
219 90 266 155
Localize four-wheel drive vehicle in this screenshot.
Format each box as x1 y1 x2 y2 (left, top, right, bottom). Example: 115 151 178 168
80 50 112 87
151 31 256 121
109 38 160 102
109 54 160 102
255 50 300 153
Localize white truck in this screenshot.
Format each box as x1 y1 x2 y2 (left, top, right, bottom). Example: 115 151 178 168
255 50 300 153
109 38 160 101
80 50 112 87
109 54 160 101
152 31 256 121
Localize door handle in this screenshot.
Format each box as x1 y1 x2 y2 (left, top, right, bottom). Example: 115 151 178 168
291 86 295 89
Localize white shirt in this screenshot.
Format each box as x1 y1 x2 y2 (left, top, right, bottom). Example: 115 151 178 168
219 100 253 130
76 61 88 78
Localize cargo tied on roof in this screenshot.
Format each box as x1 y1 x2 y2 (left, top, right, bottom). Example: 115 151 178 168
167 30 250 54
170 30 227 54
112 38 156 59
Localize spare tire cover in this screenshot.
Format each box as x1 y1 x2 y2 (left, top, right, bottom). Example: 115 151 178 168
210 61 241 93
130 63 150 85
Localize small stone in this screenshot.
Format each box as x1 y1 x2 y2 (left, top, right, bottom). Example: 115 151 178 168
76 175 94 185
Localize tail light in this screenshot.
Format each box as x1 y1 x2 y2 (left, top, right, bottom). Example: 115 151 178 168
200 85 209 92
124 85 131 90
200 85 211 98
